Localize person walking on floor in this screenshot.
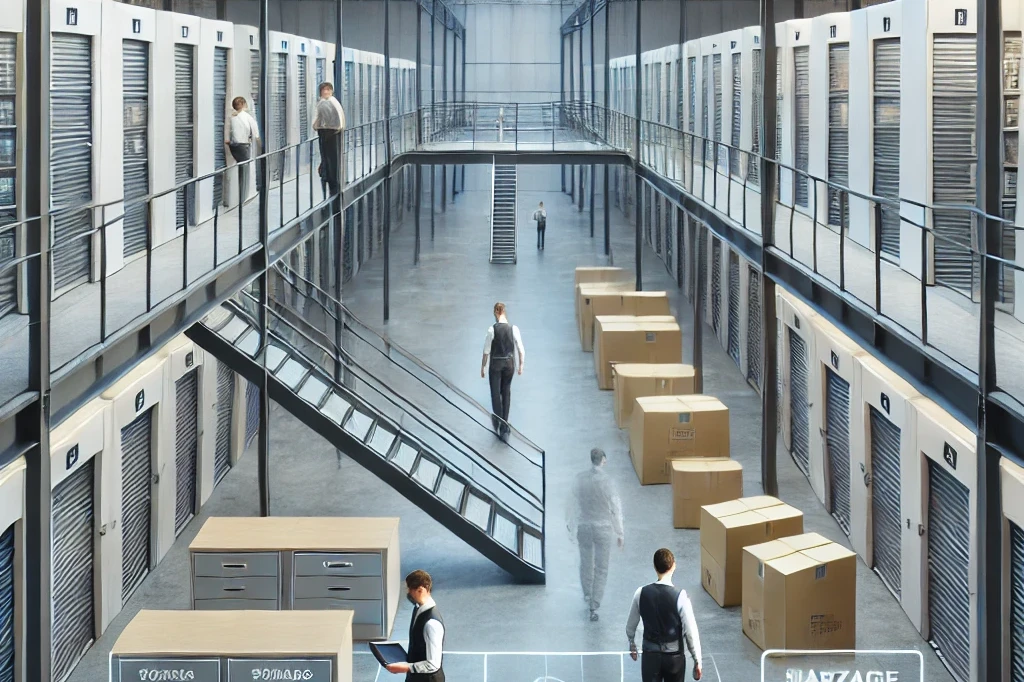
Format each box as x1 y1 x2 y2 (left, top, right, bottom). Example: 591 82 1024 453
385 570 446 681
313 81 346 198
533 201 547 250
481 302 525 441
227 96 261 202
568 447 624 622
626 548 703 682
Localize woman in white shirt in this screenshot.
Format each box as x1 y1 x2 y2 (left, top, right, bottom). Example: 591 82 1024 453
227 96 260 199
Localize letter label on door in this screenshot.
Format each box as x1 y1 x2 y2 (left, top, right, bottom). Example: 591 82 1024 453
830 351 839 370
954 9 968 26
185 351 194 368
830 25 837 39
181 26 189 39
66 8 78 26
880 392 891 414
135 390 145 413
883 17 891 32
943 442 958 470
65 444 80 471
132 19 141 34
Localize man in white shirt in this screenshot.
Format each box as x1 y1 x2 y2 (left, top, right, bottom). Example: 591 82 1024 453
227 96 261 200
481 301 526 441
532 201 547 250
385 570 445 682
312 82 347 197
626 548 703 682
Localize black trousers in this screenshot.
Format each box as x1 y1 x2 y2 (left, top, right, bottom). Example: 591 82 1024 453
488 358 514 431
318 130 342 197
641 651 685 682
229 143 252 199
537 226 546 248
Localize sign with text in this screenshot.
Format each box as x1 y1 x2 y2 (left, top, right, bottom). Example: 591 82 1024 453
761 650 923 682
117 658 220 682
227 658 332 682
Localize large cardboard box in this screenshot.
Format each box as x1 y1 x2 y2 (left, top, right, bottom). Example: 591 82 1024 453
613 363 696 428
742 534 857 650
573 267 632 320
699 497 804 607
629 395 729 484
575 281 635 329
593 318 682 390
670 458 743 528
578 290 672 351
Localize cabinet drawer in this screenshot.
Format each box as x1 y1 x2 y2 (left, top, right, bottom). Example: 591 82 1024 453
292 598 384 625
293 552 382 577
193 598 279 611
193 576 280 601
293 575 383 600
193 552 280 578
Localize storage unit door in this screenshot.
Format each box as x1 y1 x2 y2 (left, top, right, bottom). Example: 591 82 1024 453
794 46 810 208
250 50 261 130
213 47 228 208
932 35 978 297
654 195 662 256
698 228 708 322
824 368 852 534
676 208 686 290
1011 522 1024 680
873 39 901 258
713 54 724 169
121 409 153 604
788 328 811 475
869 405 902 598
174 370 199 534
702 57 710 161
711 238 722 334
775 50 782 173
245 379 260 449
926 460 971 682
688 57 696 134
298 55 309 167
271 53 287 181
828 44 850 227
122 40 149 258
0 524 14 680
731 55 741 177
749 49 762 184
343 205 355 281
215 362 235 482
175 44 195 229
51 459 95 682
747 266 762 389
0 33 16 317
50 33 93 291
727 251 740 363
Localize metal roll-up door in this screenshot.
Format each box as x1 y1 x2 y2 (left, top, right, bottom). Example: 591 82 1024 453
271 53 287 181
873 39 901 258
932 35 978 297
316 58 326 93
749 49 762 184
698 228 708 323
666 204 674 277
676 208 686 290
51 459 95 682
245 380 260 449
828 44 850 227
688 57 696 134
50 33 93 291
122 40 149 258
711 238 722 334
175 44 195 230
174 370 199 535
121 409 153 604
747 267 762 389
713 54 724 169
869 405 902 598
776 50 782 172
343 205 355 281
731 55 741 177
788 328 810 475
927 459 971 682
727 252 740 363
702 56 710 162
214 362 235 483
0 34 16 316
0 524 14 680
794 47 810 208
250 50 261 130
213 47 228 208
654 195 662 256
298 55 309 168
677 58 684 130
824 368 852 534
1011 522 1024 680
1001 36 1021 305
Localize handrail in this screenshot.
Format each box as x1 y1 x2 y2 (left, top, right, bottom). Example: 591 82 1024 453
490 157 497 261
512 164 518 262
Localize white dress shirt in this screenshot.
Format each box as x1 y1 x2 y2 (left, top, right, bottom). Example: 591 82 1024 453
566 465 624 537
482 323 526 362
410 597 444 674
313 96 347 131
625 578 702 668
229 110 260 145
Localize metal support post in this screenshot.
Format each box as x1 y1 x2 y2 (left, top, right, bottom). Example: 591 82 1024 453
415 166 421 263
255 0 272 517
430 166 435 239
461 32 466 192
441 20 447 213
569 32 575 199
384 0 392 322
561 35 566 192
693 237 704 393
416 2 423 145
431 11 436 110
604 0 610 141
579 21 585 105
590 166 595 236
634 0 643 291
603 165 610 255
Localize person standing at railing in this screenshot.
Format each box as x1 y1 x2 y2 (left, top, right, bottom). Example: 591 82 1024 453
227 96 261 202
313 82 347 198
480 301 525 442
532 201 547 250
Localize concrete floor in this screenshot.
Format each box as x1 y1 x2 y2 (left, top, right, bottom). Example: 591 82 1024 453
68 165 953 682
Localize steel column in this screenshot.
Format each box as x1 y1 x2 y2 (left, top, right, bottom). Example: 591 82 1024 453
589 0 596 232
461 32 466 193
256 0 272 517
441 18 448 213
415 166 422 264
561 35 566 193
693 229 704 393
578 25 585 212
384 0 392 322
431 12 436 239
634 0 643 291
416 2 423 145
603 166 610 255
569 32 575 200
453 34 459 199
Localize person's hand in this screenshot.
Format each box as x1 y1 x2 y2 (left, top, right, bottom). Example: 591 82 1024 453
617 536 624 549
481 368 486 378
385 663 411 674
629 645 638 662
517 365 524 376
693 664 702 680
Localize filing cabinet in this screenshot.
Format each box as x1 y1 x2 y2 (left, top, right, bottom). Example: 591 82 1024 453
189 517 401 640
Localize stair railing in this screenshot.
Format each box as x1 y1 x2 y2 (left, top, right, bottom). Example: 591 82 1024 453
489 157 497 262
512 165 518 263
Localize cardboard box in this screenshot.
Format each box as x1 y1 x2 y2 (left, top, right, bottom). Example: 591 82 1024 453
670 458 744 528
574 268 632 321
575 281 635 329
742 535 857 650
593 318 682 390
578 290 671 352
613 363 696 428
699 497 804 607
629 395 729 484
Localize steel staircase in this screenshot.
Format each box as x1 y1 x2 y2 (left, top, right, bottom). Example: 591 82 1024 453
187 270 546 583
490 160 518 264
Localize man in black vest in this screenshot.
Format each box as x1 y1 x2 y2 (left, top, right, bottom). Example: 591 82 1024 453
481 302 526 441
625 548 703 682
385 570 445 682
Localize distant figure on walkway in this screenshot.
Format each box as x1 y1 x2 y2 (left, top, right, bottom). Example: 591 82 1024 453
533 202 547 250
567 447 623 622
313 82 346 198
481 302 525 441
384 569 446 682
228 96 260 201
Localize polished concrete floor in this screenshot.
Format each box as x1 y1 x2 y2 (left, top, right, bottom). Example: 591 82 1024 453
69 165 954 682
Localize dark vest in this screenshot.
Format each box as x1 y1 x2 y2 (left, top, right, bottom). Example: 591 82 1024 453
407 605 445 682
639 583 682 650
490 323 515 361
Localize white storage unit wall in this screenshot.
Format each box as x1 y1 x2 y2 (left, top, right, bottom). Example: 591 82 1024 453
739 27 762 192
779 20 812 214
777 287 819 489
228 25 258 207
727 33 742 181
196 19 232 222
774 23 792 206
683 40 700 185
809 12 851 229
293 37 310 176
1002 457 1024 680
268 32 291 183
0 458 25 682
0 4 23 318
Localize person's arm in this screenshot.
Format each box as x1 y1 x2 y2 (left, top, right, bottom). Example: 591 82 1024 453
335 98 347 130
678 591 703 670
249 113 261 145
409 620 444 674
606 479 624 540
513 326 526 373
625 586 643 648
481 326 493 377
566 476 579 536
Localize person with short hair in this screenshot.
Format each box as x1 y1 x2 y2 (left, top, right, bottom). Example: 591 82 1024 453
385 570 446 682
227 96 261 200
626 548 703 682
481 302 526 441
312 82 346 197
567 447 624 622
532 201 547 250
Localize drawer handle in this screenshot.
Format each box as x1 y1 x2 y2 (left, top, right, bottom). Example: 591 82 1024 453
222 563 247 569
324 561 354 569
223 587 247 592
326 586 352 592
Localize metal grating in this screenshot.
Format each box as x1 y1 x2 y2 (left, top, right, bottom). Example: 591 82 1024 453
747 266 762 388
121 409 153 604
1011 522 1024 680
749 49 762 184
245 380 260 449
828 44 850 227
214 362 235 483
703 56 711 162
271 53 288 182
776 49 782 173
788 328 810 476
213 47 228 208
824 368 852 534
870 405 902 598
698 227 708 325
794 46 810 208
873 39 901 258
711 238 722 334
122 40 149 258
731 53 741 177
0 33 15 316
1001 35 1021 305
250 50 260 133
298 55 309 167
713 54 724 169
175 44 195 229
727 251 740 363
688 56 696 133
0 524 14 681
174 370 199 535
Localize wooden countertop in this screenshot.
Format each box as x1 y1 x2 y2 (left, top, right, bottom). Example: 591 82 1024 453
111 610 353 657
189 517 400 552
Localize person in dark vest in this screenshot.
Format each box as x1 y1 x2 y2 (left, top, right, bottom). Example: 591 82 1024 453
625 548 703 682
385 570 445 682
481 302 526 441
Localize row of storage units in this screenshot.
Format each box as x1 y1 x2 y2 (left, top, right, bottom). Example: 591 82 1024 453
609 0 1024 319
0 334 259 682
